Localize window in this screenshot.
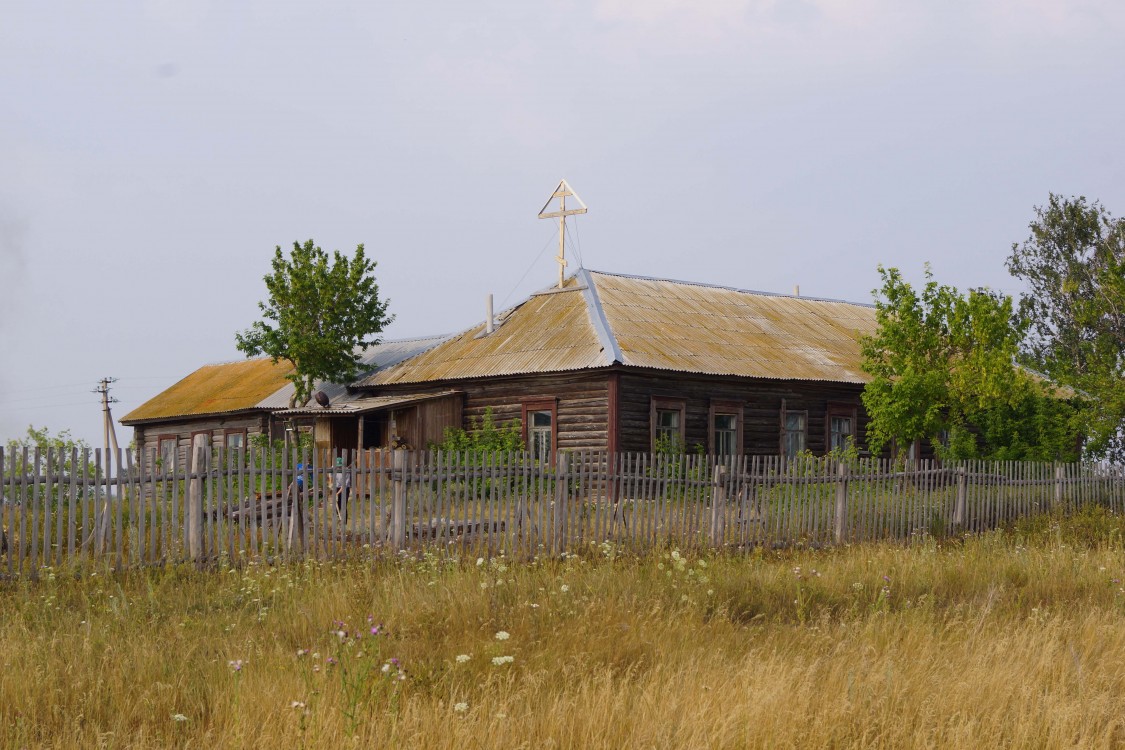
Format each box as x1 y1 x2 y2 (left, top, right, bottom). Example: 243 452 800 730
829 417 853 451
522 398 558 464
826 402 858 454
158 436 177 466
225 430 246 451
656 409 682 448
709 400 743 457
782 411 807 458
529 410 553 461
713 414 737 456
650 397 686 453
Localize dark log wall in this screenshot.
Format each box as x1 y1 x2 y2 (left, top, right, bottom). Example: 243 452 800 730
131 369 883 459
616 371 872 456
375 372 611 451
461 373 609 450
130 412 276 455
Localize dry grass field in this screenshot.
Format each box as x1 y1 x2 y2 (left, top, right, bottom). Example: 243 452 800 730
4 507 1125 749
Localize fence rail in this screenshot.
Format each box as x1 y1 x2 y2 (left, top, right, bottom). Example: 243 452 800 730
1 446 1123 577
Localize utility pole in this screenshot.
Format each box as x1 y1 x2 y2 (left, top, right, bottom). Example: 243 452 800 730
94 377 121 461
92 377 120 552
538 179 588 289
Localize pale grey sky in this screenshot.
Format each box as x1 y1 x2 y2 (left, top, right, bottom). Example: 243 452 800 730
2 0 1123 448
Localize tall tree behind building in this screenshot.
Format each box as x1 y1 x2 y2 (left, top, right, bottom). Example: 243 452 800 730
1007 195 1125 461
236 240 393 408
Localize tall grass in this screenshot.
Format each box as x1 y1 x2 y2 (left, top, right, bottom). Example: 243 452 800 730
4 507 1125 748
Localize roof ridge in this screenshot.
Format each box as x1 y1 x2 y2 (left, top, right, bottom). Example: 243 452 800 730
577 268 623 365
582 268 875 308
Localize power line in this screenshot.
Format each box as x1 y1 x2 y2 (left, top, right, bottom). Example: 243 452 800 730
565 219 584 270
501 227 559 307
0 376 177 397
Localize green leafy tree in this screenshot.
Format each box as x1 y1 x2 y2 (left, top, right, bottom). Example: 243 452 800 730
236 240 393 407
860 265 1079 461
1006 195 1125 461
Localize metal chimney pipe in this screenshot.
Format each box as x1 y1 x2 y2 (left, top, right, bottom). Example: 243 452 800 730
485 293 494 334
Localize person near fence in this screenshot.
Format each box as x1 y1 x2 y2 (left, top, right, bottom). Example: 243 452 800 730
330 456 351 522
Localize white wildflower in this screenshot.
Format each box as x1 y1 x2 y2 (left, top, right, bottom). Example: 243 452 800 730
495 631 510 641
492 655 515 666
456 654 471 663
453 702 469 713
171 713 188 723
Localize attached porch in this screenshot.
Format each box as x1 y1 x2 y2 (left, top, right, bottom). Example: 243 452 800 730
276 390 463 453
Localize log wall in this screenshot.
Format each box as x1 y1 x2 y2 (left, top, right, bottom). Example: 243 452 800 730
131 412 276 456
615 371 872 456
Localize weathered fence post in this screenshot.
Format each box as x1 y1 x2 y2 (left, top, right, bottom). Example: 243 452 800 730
710 464 727 548
834 461 849 544
553 452 569 555
391 449 407 550
1054 464 1065 510
953 465 967 529
187 435 208 563
0 450 6 559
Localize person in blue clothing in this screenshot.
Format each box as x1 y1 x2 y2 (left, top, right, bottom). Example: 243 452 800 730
330 456 351 522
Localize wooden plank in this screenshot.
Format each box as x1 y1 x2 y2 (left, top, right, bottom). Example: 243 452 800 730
147 446 158 564
1 447 10 576
171 444 181 563
114 447 124 571
51 448 63 567
186 438 206 563
46 447 58 568
125 448 138 566
31 447 41 575
19 447 29 576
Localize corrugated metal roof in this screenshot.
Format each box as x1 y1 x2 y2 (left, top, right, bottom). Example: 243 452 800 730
123 336 450 424
360 280 609 386
121 357 294 424
257 335 449 409
275 390 461 417
594 272 878 382
359 270 878 386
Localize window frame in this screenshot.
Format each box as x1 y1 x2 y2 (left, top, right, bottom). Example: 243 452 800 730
521 398 558 465
825 402 858 454
708 399 743 457
157 434 178 468
649 396 687 453
780 402 808 459
223 428 248 453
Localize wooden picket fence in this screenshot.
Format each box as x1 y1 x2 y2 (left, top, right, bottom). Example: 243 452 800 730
1 446 1124 577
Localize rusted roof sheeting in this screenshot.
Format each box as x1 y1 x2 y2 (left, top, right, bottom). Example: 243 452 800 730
361 282 609 386
596 273 877 382
121 357 294 424
360 270 878 387
275 390 461 416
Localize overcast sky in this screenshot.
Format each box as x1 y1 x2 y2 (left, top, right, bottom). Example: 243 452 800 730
2 0 1123 449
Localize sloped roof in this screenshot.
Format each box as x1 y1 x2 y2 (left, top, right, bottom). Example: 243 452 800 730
123 336 450 425
360 269 879 387
121 357 294 424
594 272 878 382
360 279 607 386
